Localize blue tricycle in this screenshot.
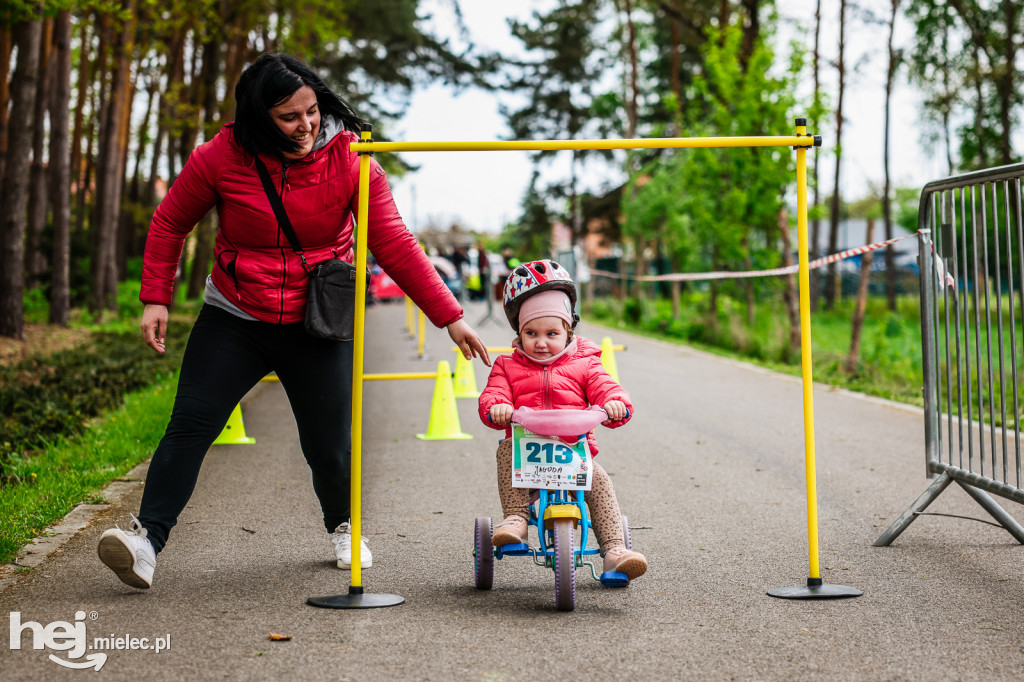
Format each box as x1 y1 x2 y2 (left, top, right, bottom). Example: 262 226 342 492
473 407 632 611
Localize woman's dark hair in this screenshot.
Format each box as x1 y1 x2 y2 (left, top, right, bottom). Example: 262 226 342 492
233 53 366 159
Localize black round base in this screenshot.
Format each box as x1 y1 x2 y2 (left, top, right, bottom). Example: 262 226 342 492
767 582 862 600
307 592 405 609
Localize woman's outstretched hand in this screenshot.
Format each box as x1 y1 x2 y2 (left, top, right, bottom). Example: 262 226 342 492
141 304 168 354
447 318 491 367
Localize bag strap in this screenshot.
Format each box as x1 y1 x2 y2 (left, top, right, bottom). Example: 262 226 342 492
254 158 312 274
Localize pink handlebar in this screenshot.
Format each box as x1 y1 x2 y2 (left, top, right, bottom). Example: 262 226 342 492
510 406 611 439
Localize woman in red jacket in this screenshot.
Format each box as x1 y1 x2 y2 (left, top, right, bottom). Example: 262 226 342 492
478 260 647 579
97 54 490 590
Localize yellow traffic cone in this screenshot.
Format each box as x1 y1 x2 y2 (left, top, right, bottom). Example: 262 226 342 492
416 361 473 440
600 336 620 384
452 352 481 398
213 404 256 445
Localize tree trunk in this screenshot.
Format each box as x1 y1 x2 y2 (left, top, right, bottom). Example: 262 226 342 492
70 18 92 235
48 11 73 326
883 0 898 311
77 13 105 236
972 46 987 169
124 69 156 262
219 31 249 122
825 0 845 310
669 15 682 116
634 236 647 300
0 28 13 188
114 53 138 279
941 24 954 174
742 235 754 326
187 38 224 299
26 17 54 282
778 209 800 359
995 0 1018 165
846 218 875 373
617 247 626 301
0 19 42 340
621 0 639 138
738 0 760 70
93 4 135 314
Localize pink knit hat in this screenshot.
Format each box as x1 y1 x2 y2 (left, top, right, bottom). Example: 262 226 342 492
517 289 574 331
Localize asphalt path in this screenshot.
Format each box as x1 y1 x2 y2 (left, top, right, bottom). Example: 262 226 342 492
2 299 1023 680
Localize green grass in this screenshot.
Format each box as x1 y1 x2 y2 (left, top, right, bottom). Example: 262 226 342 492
0 371 178 564
1 263 197 567
586 292 927 407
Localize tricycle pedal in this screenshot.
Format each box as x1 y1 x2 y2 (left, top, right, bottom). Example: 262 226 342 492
599 571 629 587
495 542 531 559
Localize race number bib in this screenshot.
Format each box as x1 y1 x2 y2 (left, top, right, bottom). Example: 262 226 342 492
511 424 591 491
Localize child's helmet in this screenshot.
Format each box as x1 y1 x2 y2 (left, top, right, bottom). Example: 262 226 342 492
502 259 579 331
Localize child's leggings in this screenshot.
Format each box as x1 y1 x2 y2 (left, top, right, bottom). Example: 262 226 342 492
494 438 624 554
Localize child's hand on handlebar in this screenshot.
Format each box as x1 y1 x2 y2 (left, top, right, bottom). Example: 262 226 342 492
490 403 514 426
602 400 628 423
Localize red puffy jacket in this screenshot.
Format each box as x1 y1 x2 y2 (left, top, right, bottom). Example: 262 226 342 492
141 123 462 327
477 336 633 455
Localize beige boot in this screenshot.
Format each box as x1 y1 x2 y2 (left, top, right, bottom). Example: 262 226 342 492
603 546 647 579
491 515 528 547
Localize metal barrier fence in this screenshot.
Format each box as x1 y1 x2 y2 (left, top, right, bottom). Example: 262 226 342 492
875 163 1024 545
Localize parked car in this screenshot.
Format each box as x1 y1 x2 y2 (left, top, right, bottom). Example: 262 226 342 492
368 265 405 302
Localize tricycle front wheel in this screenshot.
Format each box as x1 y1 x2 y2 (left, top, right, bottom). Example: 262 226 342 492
474 517 494 590
552 518 576 611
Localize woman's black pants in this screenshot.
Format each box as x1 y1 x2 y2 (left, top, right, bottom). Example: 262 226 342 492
138 304 352 553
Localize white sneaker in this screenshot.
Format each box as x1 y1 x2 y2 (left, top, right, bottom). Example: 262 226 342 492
330 522 372 569
98 514 156 589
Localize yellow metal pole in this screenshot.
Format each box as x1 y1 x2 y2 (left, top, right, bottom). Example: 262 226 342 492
351 135 815 154
457 345 625 354
349 128 373 590
417 308 426 358
794 120 820 582
308 125 405 609
405 296 414 338
363 372 438 381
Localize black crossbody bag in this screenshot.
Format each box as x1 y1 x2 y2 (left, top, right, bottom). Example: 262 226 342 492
255 158 357 341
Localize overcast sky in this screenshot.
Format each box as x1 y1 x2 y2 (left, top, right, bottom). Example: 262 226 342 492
387 1 955 235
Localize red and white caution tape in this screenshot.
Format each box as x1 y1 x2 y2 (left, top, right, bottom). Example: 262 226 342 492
590 233 918 283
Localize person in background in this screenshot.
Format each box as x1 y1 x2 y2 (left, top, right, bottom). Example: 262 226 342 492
97 53 490 590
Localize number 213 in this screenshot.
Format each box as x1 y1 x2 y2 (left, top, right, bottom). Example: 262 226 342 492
524 441 574 464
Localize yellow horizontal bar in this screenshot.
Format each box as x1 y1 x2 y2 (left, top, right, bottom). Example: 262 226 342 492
363 372 439 381
260 375 280 382
452 345 625 354
352 135 815 154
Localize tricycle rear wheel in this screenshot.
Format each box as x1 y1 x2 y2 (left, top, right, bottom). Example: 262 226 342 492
474 517 494 590
552 518 576 611
621 514 632 551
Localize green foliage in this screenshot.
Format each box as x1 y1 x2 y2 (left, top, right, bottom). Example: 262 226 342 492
622 20 799 295
585 291 927 405
499 172 554 259
0 322 189 472
0 371 179 564
905 0 1023 169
